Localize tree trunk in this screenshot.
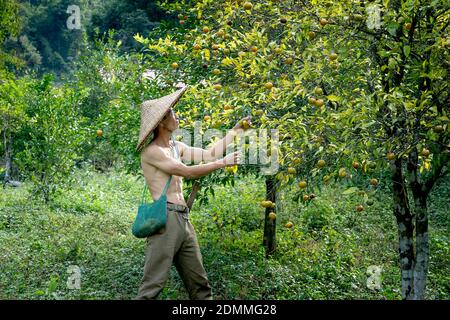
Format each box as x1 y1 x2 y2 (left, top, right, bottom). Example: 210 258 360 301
263 175 277 256
390 158 415 300
186 180 201 211
413 195 429 300
4 130 13 183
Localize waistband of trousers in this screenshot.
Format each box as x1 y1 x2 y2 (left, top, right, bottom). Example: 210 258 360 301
167 202 189 213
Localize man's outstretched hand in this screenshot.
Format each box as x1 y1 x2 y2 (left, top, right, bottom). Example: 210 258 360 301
221 151 241 167
233 116 253 131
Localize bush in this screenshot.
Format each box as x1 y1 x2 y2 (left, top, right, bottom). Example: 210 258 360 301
14 74 88 202
302 198 335 232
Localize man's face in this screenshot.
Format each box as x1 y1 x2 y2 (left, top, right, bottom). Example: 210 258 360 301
161 107 179 131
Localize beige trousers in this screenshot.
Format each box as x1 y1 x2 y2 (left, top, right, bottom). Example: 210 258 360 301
135 205 212 300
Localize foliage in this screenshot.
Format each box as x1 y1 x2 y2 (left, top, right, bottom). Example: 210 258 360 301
301 198 334 232
0 166 448 300
135 0 449 298
0 0 171 76
13 74 88 202
71 32 164 173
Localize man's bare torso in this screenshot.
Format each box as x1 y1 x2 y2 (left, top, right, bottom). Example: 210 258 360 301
141 140 187 206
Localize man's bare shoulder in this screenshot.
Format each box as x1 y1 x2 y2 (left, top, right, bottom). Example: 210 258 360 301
141 142 166 163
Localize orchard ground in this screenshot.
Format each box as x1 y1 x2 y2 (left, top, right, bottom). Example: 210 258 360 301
0 163 448 300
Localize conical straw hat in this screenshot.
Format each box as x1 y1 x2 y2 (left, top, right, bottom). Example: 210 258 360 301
136 85 188 152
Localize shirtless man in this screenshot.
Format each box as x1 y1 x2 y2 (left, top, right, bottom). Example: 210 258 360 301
136 101 251 300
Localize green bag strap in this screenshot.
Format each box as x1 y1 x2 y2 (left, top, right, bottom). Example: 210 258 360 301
161 175 173 195
141 176 172 204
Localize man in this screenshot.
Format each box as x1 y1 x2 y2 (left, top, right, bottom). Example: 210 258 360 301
135 85 251 300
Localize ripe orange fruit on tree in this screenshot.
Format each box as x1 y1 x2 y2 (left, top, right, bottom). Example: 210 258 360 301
261 200 273 208
405 23 412 30
224 104 232 110
285 57 294 65
287 167 296 174
387 152 396 160
265 82 273 90
315 99 325 107
193 44 201 50
356 205 364 212
179 20 185 25
329 53 338 61
212 44 219 50
314 87 323 95
96 129 103 137
251 46 258 53
243 2 253 10
320 18 328 26
317 159 326 168
352 14 364 22
202 26 209 33
370 178 379 186
217 30 224 37
226 165 238 174
204 115 211 122
352 161 360 169
285 222 294 229
308 97 317 105
171 62 179 69
303 194 310 201
268 212 276 220
298 181 307 189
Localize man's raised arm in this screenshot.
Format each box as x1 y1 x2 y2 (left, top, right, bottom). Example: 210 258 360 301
143 145 240 180
177 116 252 164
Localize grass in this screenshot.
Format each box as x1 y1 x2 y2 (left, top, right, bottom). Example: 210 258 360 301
0 163 448 300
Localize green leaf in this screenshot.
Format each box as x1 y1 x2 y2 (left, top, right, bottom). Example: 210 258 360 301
386 22 399 36
204 49 210 61
403 45 411 57
327 95 340 102
342 187 359 195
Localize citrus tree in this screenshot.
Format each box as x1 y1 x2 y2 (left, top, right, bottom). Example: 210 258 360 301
70 32 164 173
134 0 448 299
13 74 89 202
